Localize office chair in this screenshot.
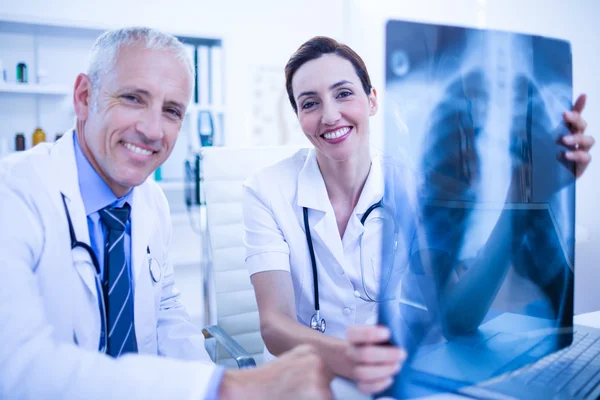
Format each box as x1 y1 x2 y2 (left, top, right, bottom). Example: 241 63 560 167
199 146 302 368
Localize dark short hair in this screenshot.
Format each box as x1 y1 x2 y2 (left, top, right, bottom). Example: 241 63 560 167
284 36 373 113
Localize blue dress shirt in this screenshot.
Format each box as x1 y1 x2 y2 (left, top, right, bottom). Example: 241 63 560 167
73 135 133 281
74 134 224 399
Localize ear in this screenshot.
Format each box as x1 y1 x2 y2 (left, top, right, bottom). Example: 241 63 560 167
368 88 378 116
73 73 93 121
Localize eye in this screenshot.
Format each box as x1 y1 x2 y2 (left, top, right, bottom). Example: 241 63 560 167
302 101 317 110
122 94 140 103
337 90 353 99
165 108 182 119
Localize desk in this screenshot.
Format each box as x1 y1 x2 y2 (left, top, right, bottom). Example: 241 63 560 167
574 311 600 329
334 311 600 399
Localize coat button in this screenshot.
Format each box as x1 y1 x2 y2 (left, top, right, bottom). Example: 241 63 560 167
343 307 352 316
354 290 361 298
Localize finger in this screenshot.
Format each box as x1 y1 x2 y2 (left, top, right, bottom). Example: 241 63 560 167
562 134 595 151
347 325 390 345
563 111 588 133
357 377 394 394
562 151 592 178
348 345 406 364
354 362 403 383
572 94 587 113
564 150 592 164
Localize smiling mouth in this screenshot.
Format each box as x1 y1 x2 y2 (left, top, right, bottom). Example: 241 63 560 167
122 141 154 156
321 126 351 139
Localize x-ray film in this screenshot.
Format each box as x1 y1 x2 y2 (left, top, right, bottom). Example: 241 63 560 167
378 20 576 398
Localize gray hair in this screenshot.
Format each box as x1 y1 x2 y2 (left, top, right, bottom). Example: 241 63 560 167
87 27 195 109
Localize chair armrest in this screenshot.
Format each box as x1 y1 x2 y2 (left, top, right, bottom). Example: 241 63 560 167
202 325 257 369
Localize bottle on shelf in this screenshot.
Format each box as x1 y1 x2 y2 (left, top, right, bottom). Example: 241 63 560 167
154 166 163 182
16 62 28 84
15 133 25 151
32 127 46 146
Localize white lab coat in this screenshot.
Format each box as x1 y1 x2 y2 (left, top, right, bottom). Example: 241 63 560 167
0 131 216 399
243 148 413 343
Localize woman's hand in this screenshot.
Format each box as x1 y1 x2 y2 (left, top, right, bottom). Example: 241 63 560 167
561 94 595 178
345 325 406 394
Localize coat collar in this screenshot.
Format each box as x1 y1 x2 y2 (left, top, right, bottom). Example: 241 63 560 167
49 129 157 292
50 130 97 295
295 148 385 267
296 148 384 215
296 149 331 213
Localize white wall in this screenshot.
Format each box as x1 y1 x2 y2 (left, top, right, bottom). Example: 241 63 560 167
344 0 600 313
0 0 345 147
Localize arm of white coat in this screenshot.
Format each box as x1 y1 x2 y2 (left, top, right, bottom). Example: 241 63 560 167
252 271 357 380
242 185 353 378
0 176 215 400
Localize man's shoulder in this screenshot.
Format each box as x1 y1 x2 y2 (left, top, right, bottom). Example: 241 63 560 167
0 144 55 190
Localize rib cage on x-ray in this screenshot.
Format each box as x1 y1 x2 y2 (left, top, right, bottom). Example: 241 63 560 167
384 28 575 261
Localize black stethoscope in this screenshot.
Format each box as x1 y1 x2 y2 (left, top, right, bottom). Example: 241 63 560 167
60 193 163 351
303 199 399 333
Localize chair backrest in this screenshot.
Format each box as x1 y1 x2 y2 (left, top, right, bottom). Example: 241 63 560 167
200 146 302 367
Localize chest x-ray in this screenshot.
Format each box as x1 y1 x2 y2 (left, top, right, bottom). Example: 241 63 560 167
378 20 576 397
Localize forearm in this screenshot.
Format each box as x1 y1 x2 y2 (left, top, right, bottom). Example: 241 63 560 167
260 311 352 378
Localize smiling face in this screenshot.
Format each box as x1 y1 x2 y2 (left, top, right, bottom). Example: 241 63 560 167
291 53 377 163
73 43 192 197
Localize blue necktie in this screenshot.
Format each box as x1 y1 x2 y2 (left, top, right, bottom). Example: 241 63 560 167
99 204 138 357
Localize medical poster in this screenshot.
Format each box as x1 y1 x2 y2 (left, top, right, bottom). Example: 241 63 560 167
379 20 576 398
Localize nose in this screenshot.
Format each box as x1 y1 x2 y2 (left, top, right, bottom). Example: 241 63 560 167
136 107 164 142
321 99 341 126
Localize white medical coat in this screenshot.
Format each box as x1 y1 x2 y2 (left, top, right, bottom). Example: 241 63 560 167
0 131 216 399
243 148 410 341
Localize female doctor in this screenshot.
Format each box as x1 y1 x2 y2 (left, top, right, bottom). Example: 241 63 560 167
242 36 594 394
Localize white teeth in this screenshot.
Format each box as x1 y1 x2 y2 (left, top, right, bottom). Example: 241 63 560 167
322 127 350 140
124 142 153 156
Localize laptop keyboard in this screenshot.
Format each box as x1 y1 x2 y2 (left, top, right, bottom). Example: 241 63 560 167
512 331 600 397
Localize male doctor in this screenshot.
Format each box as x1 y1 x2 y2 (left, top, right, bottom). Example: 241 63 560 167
0 27 357 399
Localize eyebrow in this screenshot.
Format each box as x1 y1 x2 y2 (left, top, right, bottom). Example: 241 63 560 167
122 88 151 97
297 80 354 99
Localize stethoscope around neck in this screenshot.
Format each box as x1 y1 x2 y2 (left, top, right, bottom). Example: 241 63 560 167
303 199 399 333
60 193 162 352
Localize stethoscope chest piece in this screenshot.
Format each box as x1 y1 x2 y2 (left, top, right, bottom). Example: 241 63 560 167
149 256 162 283
310 312 326 333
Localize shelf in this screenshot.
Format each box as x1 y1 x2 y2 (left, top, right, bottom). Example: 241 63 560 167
186 103 225 115
0 83 71 95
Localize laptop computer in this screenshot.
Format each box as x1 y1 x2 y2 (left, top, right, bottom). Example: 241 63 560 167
379 20 600 400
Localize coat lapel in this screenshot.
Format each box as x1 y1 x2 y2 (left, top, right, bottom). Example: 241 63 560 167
130 186 156 287
48 130 97 296
296 150 346 269
343 152 385 248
